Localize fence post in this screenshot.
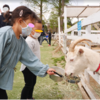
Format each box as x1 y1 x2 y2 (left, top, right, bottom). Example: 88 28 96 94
64 6 67 34
84 70 90 83
86 25 91 34
64 6 67 54
71 31 74 36
58 17 61 46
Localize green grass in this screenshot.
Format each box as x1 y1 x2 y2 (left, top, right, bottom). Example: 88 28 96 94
7 41 82 99
51 56 66 68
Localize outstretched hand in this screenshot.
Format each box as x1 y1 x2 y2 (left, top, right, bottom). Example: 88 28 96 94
46 68 55 75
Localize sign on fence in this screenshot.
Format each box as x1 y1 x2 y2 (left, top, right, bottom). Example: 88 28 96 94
77 21 81 36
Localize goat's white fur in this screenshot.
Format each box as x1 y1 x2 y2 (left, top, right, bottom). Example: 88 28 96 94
65 46 100 76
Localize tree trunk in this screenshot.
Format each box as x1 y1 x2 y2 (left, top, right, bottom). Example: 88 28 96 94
40 0 42 20
58 0 61 31
58 0 61 17
61 0 65 32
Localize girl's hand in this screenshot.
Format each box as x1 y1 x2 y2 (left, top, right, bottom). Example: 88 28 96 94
46 68 55 75
14 68 17 72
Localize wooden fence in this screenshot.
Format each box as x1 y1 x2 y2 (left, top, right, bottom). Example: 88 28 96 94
53 7 100 99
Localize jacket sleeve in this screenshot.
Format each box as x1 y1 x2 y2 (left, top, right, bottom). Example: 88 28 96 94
0 31 10 66
19 42 49 77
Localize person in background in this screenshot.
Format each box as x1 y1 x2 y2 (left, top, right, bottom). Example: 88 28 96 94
48 30 52 46
0 6 55 99
0 4 11 28
38 25 45 47
42 32 49 44
20 19 43 99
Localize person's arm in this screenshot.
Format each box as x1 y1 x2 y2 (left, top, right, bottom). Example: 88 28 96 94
20 41 55 77
0 30 10 64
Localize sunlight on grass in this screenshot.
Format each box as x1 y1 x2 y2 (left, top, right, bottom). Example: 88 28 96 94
7 41 82 99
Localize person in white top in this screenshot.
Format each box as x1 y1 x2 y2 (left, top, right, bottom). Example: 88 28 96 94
20 19 43 99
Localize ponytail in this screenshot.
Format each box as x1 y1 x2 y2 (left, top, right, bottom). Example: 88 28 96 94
4 11 12 23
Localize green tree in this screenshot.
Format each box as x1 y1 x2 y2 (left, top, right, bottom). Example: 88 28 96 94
48 0 71 32
49 0 70 31
48 9 58 32
25 0 48 21
48 11 72 32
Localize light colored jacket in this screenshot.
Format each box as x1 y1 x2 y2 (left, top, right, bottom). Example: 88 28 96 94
0 26 49 90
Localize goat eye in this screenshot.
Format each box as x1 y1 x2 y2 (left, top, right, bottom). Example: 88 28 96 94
70 59 74 61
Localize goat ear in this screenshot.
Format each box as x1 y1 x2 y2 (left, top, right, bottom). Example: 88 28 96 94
79 49 84 54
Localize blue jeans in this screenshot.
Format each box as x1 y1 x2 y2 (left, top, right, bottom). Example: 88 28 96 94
42 38 49 44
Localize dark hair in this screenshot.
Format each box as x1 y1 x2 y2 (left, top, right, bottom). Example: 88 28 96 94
4 6 38 25
36 18 42 24
3 4 10 10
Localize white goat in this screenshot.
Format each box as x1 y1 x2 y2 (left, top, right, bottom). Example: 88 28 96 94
65 39 100 76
